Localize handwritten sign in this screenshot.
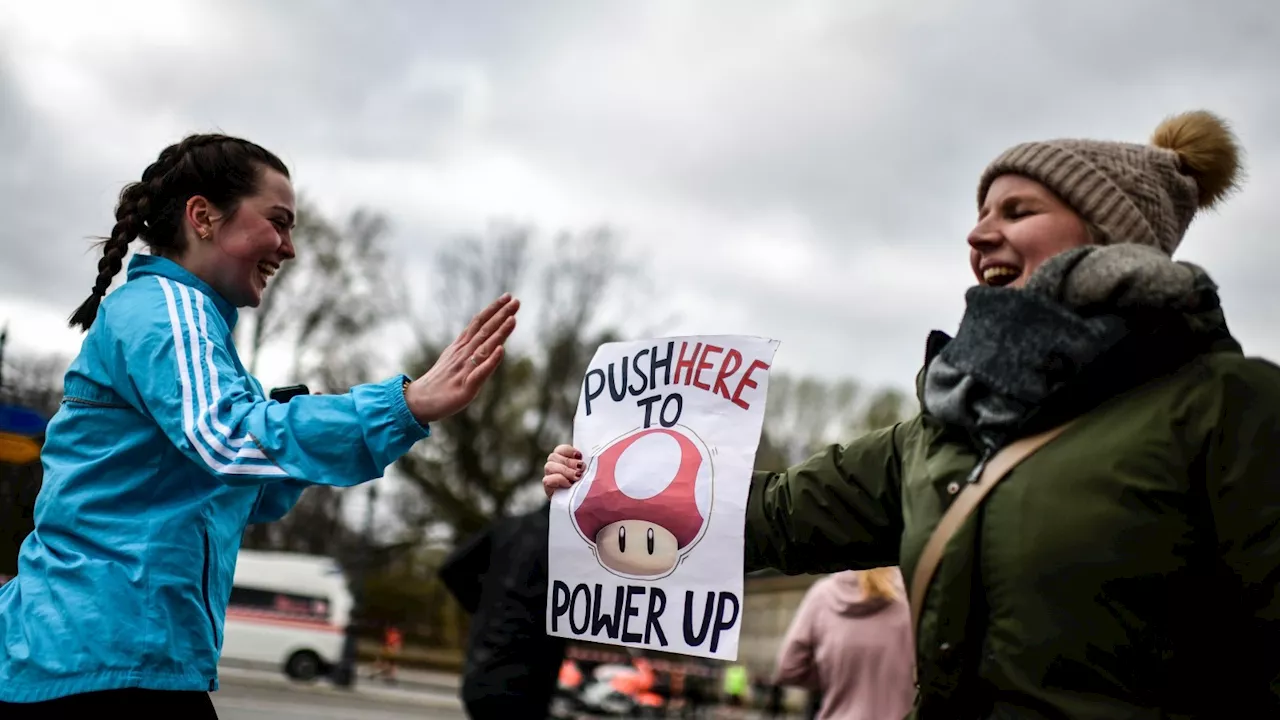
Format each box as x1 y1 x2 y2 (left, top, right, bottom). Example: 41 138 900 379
547 335 779 661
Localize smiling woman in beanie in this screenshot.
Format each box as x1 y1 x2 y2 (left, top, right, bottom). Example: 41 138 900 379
544 110 1280 718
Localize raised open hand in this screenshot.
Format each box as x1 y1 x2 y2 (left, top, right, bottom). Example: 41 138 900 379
405 293 520 424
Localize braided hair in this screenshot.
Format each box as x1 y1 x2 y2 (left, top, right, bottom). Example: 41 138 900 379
68 134 290 331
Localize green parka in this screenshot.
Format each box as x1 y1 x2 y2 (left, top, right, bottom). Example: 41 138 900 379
745 307 1280 718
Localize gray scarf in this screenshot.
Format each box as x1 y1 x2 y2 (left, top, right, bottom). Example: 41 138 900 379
922 244 1215 451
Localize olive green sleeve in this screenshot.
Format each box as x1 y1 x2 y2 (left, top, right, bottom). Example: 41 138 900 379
1204 358 1280 705
744 421 907 575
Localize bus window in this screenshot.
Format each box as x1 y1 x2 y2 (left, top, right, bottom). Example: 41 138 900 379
229 586 330 622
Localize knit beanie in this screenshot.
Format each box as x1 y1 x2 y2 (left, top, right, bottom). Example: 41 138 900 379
977 110 1244 255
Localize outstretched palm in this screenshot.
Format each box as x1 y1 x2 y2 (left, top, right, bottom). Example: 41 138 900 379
407 293 520 424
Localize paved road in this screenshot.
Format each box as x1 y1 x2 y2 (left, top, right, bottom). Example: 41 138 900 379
213 667 466 720
211 667 797 720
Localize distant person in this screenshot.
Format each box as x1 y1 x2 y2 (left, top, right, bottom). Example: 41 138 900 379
556 657 584 710
370 625 403 683
679 662 711 719
774 568 915 720
721 663 749 715
0 134 518 717
440 503 566 719
765 682 784 718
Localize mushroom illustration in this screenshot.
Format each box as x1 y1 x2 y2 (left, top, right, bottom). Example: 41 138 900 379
572 426 710 578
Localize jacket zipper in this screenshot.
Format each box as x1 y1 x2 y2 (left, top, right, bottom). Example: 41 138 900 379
200 527 220 650
966 447 994 485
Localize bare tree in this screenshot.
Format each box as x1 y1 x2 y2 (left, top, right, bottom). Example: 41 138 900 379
762 373 912 466
0 350 66 418
240 200 402 380
763 374 863 463
858 386 912 434
0 350 69 576
238 201 404 555
395 222 653 542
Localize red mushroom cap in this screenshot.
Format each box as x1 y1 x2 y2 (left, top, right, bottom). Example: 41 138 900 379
573 427 705 549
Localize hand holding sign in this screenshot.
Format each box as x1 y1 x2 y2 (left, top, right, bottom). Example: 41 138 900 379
544 444 584 496
546 335 778 661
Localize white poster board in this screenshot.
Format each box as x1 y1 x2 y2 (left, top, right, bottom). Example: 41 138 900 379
546 335 779 661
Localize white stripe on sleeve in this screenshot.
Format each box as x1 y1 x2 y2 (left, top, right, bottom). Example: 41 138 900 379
158 278 287 477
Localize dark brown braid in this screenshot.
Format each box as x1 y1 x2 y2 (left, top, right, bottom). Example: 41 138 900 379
69 134 290 331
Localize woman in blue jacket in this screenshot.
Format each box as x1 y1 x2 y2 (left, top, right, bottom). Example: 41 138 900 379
0 133 519 717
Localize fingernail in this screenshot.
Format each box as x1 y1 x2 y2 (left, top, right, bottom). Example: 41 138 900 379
576 469 583 478
574 451 583 460
577 461 585 470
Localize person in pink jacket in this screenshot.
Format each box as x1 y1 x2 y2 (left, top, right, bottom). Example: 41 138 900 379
773 567 916 720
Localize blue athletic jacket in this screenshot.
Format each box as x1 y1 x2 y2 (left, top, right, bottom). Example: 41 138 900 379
0 254 429 702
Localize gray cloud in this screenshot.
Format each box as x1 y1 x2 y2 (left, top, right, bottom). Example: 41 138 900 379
2 0 1277 390
0 59 112 313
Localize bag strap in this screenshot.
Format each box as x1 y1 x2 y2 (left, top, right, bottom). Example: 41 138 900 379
908 423 1071 635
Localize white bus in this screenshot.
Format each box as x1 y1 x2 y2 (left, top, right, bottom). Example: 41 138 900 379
220 549 353 682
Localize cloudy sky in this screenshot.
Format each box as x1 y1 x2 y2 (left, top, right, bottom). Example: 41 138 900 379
3 0 1278 397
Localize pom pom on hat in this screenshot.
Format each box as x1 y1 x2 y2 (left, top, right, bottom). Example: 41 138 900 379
1151 110 1243 209
977 108 1248 255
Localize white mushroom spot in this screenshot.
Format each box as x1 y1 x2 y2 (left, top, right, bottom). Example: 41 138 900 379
614 431 682 499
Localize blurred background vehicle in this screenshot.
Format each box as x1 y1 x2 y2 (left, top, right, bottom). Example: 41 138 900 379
220 550 353 683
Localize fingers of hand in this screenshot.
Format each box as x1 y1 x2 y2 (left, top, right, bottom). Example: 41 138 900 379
467 319 515 372
549 452 580 469
454 305 517 387
542 473 573 499
466 298 519 355
552 445 583 460
465 345 506 388
461 294 517 346
545 458 584 482
542 450 585 499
